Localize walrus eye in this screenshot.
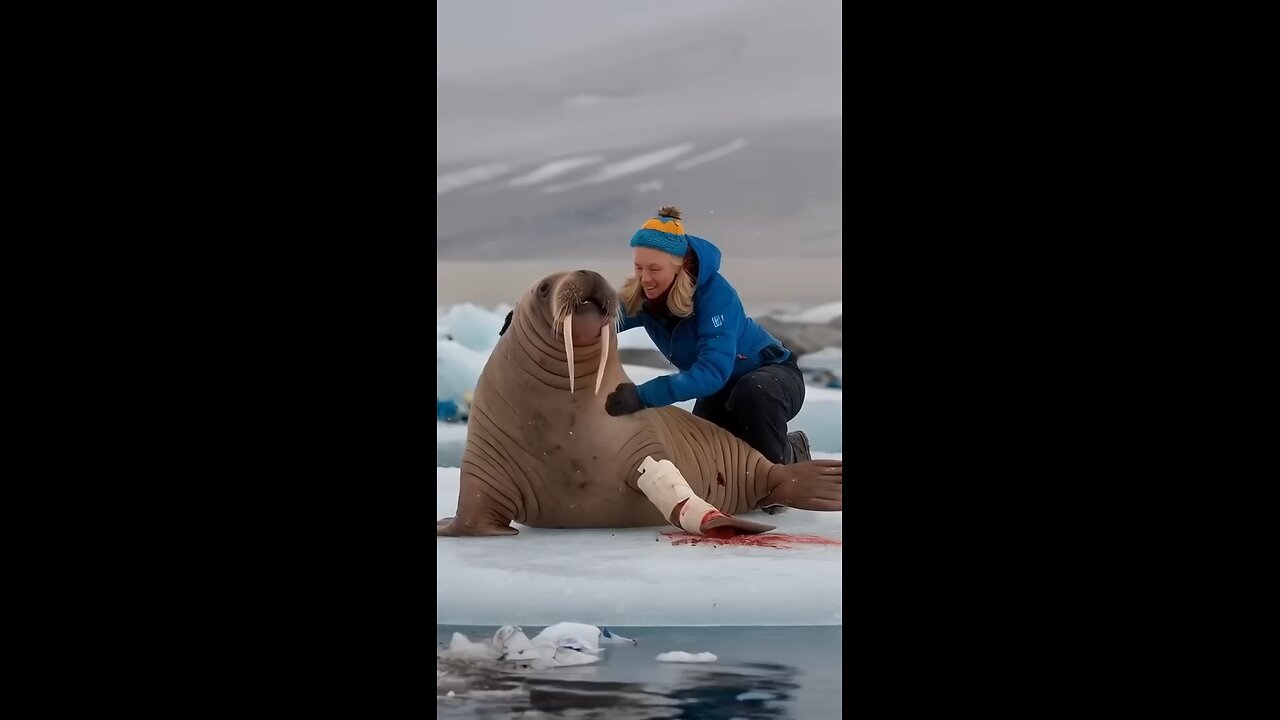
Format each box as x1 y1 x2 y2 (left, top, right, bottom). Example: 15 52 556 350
538 282 550 296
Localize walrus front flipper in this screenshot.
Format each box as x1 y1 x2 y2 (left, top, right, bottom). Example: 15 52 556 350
436 516 519 537
699 511 775 538
439 450 524 537
636 456 775 536
760 459 843 512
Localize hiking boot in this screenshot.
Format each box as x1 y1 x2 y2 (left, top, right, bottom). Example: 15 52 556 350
786 430 811 464
761 432 812 515
757 427 808 512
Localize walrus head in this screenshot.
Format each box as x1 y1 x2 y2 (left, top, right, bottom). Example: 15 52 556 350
523 269 620 395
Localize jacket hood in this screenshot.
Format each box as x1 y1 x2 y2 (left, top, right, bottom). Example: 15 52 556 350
685 234 721 286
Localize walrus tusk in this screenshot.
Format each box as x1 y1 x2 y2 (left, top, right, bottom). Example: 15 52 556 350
563 314 575 393
636 456 718 535
595 324 609 395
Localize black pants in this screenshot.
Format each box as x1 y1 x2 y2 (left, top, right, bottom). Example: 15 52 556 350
692 360 806 464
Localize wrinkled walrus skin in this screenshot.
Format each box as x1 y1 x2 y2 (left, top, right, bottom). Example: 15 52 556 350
437 270 842 536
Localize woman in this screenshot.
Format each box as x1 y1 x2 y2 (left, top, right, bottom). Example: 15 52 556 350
605 206 811 465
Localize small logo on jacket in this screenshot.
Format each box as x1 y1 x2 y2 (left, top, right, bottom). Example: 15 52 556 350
711 314 724 328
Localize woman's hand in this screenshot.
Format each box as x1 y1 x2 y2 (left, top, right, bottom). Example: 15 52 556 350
605 383 645 416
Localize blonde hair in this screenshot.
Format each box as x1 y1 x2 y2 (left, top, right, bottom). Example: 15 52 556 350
621 254 696 318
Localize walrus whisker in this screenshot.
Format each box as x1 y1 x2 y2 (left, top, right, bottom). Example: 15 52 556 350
552 300 567 337
595 324 609 395
563 314 575 393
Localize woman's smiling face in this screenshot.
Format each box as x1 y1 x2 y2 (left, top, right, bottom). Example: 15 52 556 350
633 247 681 299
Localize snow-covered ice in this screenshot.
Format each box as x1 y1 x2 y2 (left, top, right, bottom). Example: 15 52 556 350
436 457 842 627
766 301 842 324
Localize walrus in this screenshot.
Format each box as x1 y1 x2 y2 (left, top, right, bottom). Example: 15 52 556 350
436 269 843 537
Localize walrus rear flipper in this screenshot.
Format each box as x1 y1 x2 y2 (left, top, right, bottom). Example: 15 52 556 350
760 459 843 512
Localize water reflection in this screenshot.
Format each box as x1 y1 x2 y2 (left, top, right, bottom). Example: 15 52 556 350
437 626 837 719
663 663 799 719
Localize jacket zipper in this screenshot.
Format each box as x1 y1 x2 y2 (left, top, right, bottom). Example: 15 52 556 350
670 317 686 357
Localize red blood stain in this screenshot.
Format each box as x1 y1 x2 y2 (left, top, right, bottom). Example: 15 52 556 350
663 531 841 548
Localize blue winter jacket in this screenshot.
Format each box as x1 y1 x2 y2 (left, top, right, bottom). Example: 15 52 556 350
619 234 792 408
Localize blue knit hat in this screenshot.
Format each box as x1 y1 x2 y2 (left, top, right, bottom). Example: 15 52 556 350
629 206 687 257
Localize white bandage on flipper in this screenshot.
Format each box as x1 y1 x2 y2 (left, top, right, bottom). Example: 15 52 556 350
636 456 718 535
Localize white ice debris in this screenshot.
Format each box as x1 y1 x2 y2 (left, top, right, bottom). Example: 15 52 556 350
443 623 636 670
655 651 718 663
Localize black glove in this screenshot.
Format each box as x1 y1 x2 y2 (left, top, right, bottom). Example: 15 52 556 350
605 382 645 416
